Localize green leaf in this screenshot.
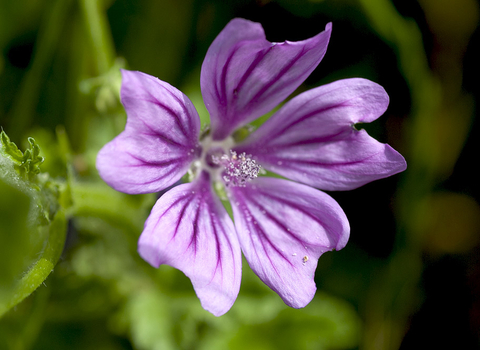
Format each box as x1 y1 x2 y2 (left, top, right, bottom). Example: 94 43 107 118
1 209 67 313
226 293 361 350
0 208 67 318
0 130 70 318
0 131 23 162
0 130 45 182
71 181 153 234
0 179 32 296
123 289 177 350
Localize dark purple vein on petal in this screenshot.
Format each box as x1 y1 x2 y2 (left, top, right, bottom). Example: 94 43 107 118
138 131 186 148
268 105 346 141
269 89 383 140
237 193 292 274
157 195 190 244
250 218 288 278
161 85 197 137
207 206 224 284
148 99 189 140
258 190 324 229
211 55 222 106
282 150 382 169
169 198 190 244
233 45 273 103
219 45 240 117
136 117 188 148
124 151 186 167
121 165 182 186
271 131 347 148
253 131 348 154
259 189 338 247
247 197 309 249
186 196 202 257
245 47 306 110
137 89 189 139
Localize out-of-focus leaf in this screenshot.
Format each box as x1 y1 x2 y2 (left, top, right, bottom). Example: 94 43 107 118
6 0 73 138
79 57 124 114
419 0 479 45
231 292 360 350
419 192 480 255
113 0 194 84
0 131 69 317
71 181 152 235
0 178 31 296
0 210 67 317
122 289 177 350
1 131 44 181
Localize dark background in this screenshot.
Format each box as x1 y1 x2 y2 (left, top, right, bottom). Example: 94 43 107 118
1 0 479 349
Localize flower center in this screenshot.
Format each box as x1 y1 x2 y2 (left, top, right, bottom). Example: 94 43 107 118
213 150 261 187
196 135 262 187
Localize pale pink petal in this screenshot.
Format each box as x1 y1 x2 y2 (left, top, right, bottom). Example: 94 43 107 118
236 78 407 190
201 18 332 140
228 177 349 308
97 70 201 194
138 172 242 316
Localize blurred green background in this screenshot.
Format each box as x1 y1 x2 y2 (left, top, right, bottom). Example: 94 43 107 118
1 0 479 349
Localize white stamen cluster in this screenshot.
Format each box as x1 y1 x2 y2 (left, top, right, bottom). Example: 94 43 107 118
213 150 261 187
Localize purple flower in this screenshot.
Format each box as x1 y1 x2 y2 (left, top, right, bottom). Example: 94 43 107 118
96 18 406 316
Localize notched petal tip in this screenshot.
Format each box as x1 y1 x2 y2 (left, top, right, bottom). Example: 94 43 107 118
384 143 408 173
228 177 349 309
223 17 265 35
120 69 201 140
97 69 203 194
202 18 333 140
236 77 404 191
346 78 390 123
138 173 242 316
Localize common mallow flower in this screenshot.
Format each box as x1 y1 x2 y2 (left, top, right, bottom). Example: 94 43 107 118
97 18 406 316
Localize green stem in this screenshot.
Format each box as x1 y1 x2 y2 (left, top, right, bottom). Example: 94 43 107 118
71 181 152 238
0 210 67 318
79 0 115 75
8 0 72 139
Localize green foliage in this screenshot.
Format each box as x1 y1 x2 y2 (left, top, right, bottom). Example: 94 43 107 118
41 217 361 350
1 0 476 348
0 179 31 297
0 130 69 318
227 293 360 350
1 131 44 182
79 58 125 114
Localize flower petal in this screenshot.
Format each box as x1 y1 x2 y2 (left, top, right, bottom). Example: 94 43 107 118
97 70 201 194
236 78 407 191
138 171 242 316
228 177 349 308
201 18 332 140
